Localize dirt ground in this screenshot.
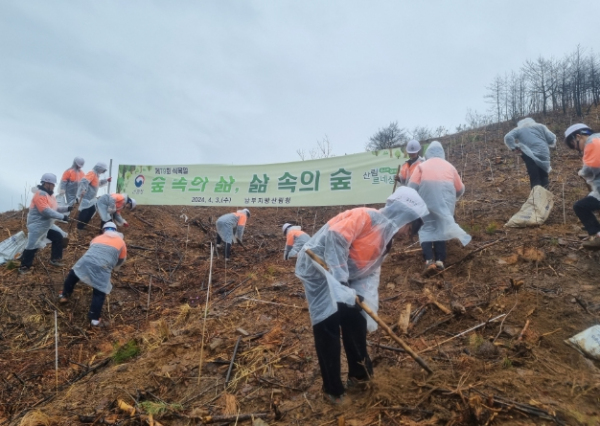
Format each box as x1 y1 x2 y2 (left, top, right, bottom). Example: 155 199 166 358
2 113 600 425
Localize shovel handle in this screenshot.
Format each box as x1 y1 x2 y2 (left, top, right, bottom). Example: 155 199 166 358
356 297 433 374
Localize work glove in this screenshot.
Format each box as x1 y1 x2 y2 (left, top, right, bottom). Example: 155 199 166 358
123 222 129 228
62 215 70 222
354 294 365 311
107 177 112 182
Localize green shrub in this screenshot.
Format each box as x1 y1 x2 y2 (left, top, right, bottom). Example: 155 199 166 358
111 340 141 364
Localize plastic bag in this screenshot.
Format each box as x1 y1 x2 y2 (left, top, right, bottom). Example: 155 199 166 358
505 185 554 227
565 325 600 360
0 231 27 264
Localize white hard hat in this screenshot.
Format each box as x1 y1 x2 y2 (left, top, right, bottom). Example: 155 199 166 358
565 123 592 139
406 139 421 154
41 173 57 184
95 162 108 173
74 157 85 168
282 223 293 235
102 221 117 231
128 197 137 210
243 208 250 218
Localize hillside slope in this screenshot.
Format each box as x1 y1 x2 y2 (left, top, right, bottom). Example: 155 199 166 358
2 112 600 425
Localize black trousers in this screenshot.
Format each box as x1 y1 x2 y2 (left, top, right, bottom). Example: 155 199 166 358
215 234 232 259
522 154 549 189
312 303 373 397
62 269 106 321
421 241 446 262
573 196 600 236
77 205 96 230
20 228 64 268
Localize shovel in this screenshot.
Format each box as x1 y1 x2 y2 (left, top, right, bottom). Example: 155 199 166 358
304 248 433 375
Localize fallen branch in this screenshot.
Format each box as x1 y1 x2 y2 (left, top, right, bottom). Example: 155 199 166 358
224 336 242 388
238 297 307 310
418 314 506 354
201 412 271 423
423 288 452 314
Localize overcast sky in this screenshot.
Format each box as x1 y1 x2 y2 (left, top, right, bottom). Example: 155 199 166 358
1 1 598 213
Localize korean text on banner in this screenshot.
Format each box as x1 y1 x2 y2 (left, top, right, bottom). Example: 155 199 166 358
117 149 406 207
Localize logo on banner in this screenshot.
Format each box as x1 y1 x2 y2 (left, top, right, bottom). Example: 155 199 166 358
134 175 145 188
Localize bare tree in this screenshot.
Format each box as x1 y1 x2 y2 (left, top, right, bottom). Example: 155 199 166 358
410 126 433 141
365 121 408 151
485 75 504 122
434 126 448 137
297 135 335 160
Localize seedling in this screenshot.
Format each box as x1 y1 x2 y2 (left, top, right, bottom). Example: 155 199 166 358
111 340 141 364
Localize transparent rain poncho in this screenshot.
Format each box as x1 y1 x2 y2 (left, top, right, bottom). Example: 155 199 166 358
97 193 128 226
295 187 429 330
77 164 109 211
283 227 310 260
408 141 471 246
73 231 127 294
25 187 69 250
504 118 557 173
216 211 247 244
59 161 85 206
578 133 600 200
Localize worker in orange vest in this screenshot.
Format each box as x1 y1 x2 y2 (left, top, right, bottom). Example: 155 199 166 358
216 209 250 260
59 157 85 206
295 187 428 404
282 223 309 260
58 222 127 328
75 162 111 230
20 173 72 274
97 193 136 229
395 139 424 186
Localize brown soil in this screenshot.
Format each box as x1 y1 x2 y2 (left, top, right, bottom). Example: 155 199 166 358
2 112 600 425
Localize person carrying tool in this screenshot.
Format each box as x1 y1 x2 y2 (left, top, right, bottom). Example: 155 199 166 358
96 193 136 229
75 162 111 231
59 156 85 206
216 209 250 260
282 223 309 260
395 139 424 186
408 141 471 275
19 173 72 274
294 187 428 404
504 117 556 189
58 221 127 328
564 123 600 249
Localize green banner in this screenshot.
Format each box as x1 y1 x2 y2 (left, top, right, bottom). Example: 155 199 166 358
117 149 406 207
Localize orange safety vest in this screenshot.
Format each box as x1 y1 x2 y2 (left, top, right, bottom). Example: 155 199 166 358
83 170 99 188
61 168 84 183
327 208 383 270
90 233 127 260
30 189 58 213
286 228 305 246
112 193 127 212
583 138 600 168
234 211 247 227
410 157 464 193
399 158 423 183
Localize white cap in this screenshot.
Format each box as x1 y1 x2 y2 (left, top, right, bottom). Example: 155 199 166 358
282 223 293 235
406 139 421 154
128 197 136 210
565 123 591 139
74 157 85 168
103 221 117 231
243 208 250 218
386 186 429 218
41 173 57 184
